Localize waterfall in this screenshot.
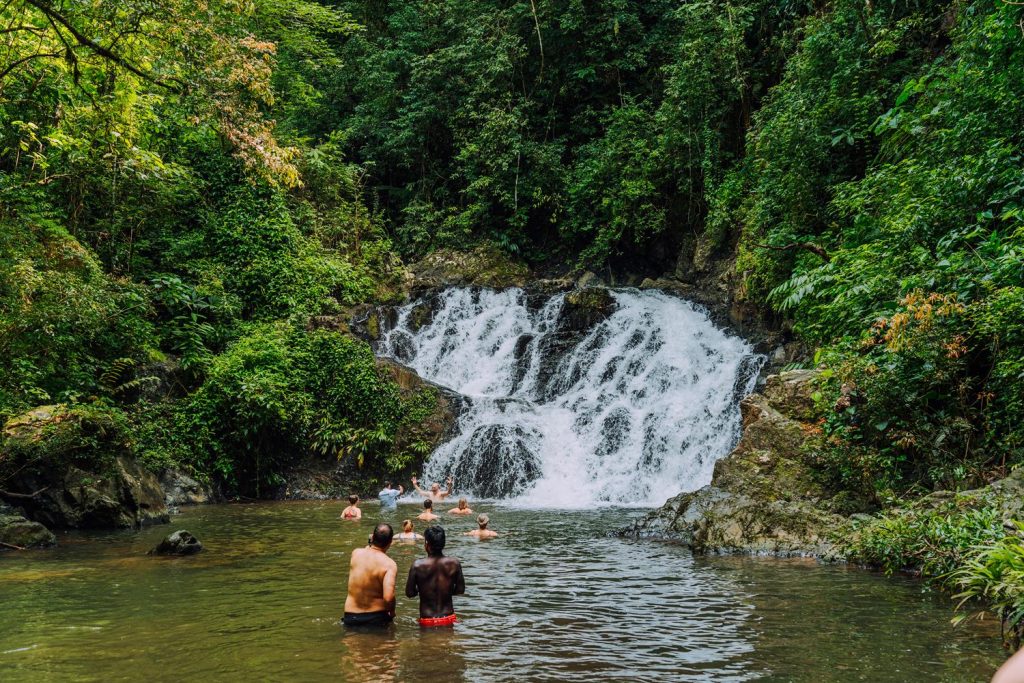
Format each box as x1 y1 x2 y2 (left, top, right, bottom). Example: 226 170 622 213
378 287 763 507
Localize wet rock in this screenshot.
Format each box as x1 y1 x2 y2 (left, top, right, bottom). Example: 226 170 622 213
160 469 212 507
409 246 531 291
762 369 819 422
150 530 203 556
561 287 616 332
0 512 56 550
442 422 543 498
1 405 169 529
622 370 848 559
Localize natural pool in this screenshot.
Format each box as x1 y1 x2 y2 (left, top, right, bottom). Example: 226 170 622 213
0 501 1006 681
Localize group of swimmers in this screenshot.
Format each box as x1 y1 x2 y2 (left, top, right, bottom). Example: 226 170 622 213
340 477 496 628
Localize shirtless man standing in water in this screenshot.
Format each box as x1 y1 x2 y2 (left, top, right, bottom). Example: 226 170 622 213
405 526 465 627
411 476 454 502
343 523 397 627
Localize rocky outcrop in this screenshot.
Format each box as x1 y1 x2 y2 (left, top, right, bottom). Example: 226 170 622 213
1 406 169 529
408 245 532 291
160 469 213 507
622 370 848 559
150 530 203 556
0 503 56 550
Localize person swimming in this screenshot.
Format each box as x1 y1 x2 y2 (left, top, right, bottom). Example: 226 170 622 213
395 519 424 541
448 497 474 515
417 499 439 522
405 525 465 627
464 513 497 538
341 495 362 520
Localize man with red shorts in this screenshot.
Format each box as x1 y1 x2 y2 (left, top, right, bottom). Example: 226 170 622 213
405 525 465 627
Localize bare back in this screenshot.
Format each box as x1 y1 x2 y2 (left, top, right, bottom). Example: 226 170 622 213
465 529 498 538
405 555 465 619
344 546 397 614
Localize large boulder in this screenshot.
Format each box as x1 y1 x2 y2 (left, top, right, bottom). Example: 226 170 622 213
160 469 213 507
1 405 169 529
622 370 848 559
0 503 56 550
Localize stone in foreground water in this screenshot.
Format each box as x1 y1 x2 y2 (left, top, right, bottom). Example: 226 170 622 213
150 529 203 556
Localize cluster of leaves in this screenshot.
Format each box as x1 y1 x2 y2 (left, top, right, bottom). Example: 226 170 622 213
733 0 1024 497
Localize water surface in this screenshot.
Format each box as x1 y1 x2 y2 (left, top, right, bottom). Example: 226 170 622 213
0 501 1005 681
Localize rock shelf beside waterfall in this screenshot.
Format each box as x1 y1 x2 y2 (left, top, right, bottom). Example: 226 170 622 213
621 370 849 559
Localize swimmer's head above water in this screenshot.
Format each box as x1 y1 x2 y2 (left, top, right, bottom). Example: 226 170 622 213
424 525 446 557
371 523 394 550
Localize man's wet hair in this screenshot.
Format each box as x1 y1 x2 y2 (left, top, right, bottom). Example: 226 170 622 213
348 495 358 505
384 481 392 488
424 525 446 554
423 499 433 509
477 513 489 528
371 523 393 548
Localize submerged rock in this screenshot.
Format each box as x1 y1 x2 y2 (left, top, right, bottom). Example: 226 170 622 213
1 406 170 530
150 530 202 556
622 370 848 559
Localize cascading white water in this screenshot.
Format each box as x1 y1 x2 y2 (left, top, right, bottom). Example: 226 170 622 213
378 287 763 507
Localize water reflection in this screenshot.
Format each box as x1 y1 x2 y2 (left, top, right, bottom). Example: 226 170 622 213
0 501 1005 682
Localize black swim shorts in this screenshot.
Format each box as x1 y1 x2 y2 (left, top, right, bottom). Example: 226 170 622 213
342 611 394 627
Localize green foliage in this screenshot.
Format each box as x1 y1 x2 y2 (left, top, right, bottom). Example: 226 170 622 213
953 523 1024 649
175 324 438 496
846 502 1005 578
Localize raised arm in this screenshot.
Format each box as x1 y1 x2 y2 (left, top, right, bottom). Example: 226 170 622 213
439 476 454 499
411 477 429 497
405 563 419 598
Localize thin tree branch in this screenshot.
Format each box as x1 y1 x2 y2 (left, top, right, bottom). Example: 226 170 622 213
0 49 60 81
0 541 27 550
0 486 49 500
23 0 181 92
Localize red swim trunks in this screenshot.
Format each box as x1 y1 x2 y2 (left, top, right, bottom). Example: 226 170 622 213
418 614 457 627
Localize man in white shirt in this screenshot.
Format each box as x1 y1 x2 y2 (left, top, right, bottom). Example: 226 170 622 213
378 481 404 510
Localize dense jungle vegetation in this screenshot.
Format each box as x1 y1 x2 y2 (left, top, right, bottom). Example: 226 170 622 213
0 0 1022 637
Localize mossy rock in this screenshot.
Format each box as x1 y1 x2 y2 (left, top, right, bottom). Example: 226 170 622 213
409 246 531 291
0 514 56 550
1 405 169 529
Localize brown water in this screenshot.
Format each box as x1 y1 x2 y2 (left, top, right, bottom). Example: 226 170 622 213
0 501 1006 681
